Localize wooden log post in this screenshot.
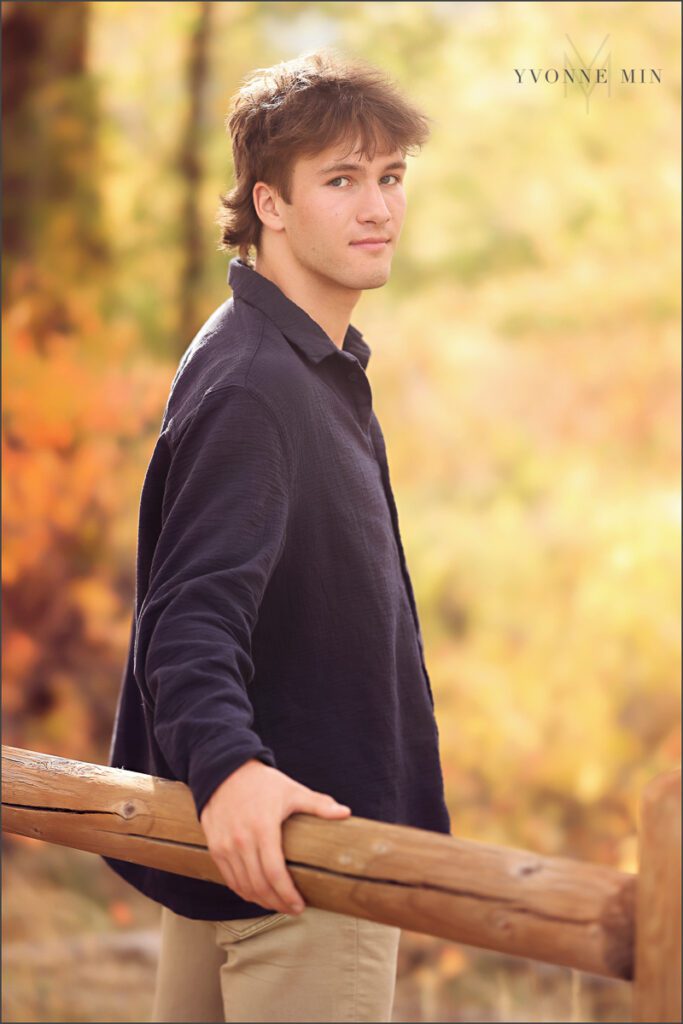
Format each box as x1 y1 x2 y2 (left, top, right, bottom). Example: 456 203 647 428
2 745 636 981
633 767 682 1023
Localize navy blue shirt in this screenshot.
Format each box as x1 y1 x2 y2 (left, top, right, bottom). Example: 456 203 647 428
103 257 451 920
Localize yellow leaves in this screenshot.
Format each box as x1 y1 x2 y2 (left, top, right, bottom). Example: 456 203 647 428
35 673 94 762
575 762 607 804
69 577 127 648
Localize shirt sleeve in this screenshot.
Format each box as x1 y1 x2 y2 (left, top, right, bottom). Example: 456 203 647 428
133 384 290 820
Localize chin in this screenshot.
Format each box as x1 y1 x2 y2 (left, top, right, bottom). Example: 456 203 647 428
341 263 391 291
358 268 391 290
311 252 392 292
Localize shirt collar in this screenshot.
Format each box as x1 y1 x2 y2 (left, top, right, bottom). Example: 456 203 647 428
227 257 372 371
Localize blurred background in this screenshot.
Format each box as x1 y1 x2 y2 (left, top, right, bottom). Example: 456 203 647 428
2 1 680 1021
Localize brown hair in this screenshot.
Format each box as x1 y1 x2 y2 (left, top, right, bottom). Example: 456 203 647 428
215 49 432 265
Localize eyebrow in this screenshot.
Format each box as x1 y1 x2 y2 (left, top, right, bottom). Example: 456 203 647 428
317 158 408 176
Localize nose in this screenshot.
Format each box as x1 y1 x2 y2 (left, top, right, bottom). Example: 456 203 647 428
356 181 391 226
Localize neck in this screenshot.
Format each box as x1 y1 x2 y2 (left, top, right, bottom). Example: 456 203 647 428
253 249 360 350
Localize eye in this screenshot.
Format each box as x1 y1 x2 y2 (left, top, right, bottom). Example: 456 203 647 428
380 174 401 185
328 176 351 187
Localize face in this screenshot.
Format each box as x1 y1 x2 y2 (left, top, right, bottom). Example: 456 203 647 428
269 138 408 292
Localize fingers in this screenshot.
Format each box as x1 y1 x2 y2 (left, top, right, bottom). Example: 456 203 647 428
218 842 252 901
210 827 304 916
291 789 351 818
202 780 351 914
237 831 300 915
215 855 240 896
258 824 306 914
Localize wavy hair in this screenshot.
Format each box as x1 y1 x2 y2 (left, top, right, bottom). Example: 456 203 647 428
216 49 431 265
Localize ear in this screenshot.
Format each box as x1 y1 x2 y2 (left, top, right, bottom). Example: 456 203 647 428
252 182 286 234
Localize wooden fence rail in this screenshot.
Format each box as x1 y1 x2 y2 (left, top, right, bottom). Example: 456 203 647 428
1 746 680 1022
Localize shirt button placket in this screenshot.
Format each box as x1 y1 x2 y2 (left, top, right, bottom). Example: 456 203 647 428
339 354 372 431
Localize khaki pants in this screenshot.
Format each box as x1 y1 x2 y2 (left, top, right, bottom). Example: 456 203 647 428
151 904 401 1023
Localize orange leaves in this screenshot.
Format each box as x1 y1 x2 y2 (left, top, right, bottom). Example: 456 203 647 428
438 944 469 979
108 900 134 927
2 266 171 762
2 632 40 713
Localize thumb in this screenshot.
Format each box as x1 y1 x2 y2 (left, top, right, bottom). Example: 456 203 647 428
295 788 351 818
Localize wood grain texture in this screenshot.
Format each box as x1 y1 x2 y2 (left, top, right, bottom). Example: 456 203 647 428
2 745 637 980
633 768 682 1022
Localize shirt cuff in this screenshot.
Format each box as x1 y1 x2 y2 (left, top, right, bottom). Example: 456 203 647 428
188 738 278 821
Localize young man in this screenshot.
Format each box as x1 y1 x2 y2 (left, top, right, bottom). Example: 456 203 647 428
103 49 451 1023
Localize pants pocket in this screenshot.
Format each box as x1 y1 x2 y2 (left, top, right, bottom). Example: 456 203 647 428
216 912 289 942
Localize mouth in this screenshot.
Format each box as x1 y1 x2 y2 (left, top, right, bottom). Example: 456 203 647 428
349 238 390 252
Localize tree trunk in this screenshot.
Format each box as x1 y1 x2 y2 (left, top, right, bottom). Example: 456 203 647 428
176 0 212 354
1 0 107 294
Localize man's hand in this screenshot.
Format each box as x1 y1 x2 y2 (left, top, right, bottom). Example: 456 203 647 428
199 759 351 915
